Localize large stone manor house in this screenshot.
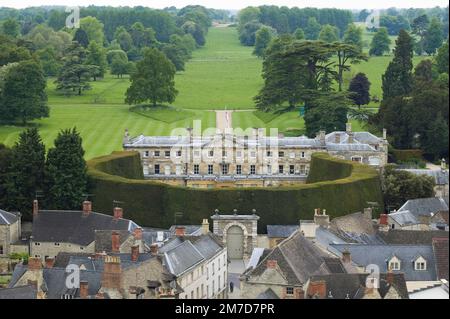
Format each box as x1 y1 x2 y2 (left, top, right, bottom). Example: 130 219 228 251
123 123 388 188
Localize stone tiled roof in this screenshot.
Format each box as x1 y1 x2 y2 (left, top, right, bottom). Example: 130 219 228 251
266 225 299 238
308 273 409 299
398 169 449 185
378 230 449 245
244 231 344 285
331 244 437 281
0 209 18 225
32 210 138 246
257 288 279 299
0 285 37 299
432 238 449 281
94 230 133 253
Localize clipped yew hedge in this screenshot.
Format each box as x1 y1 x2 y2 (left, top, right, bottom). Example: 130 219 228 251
87 151 383 231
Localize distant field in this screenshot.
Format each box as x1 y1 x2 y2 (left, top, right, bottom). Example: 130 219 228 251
0 26 424 158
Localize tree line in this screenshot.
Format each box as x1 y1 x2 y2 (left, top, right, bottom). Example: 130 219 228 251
0 128 88 220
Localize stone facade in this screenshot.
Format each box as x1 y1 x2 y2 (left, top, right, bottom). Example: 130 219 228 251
30 241 96 261
123 124 388 188
0 211 21 257
211 213 259 259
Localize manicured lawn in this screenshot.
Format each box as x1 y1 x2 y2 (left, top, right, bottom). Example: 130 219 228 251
129 105 196 123
0 104 215 159
173 27 263 110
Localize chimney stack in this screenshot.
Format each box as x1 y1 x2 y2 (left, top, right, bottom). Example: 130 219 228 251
342 250 351 264
27 257 42 271
33 200 39 217
348 132 354 144
266 260 278 269
308 280 327 299
318 131 326 146
379 214 388 226
80 281 89 299
131 245 139 262
363 208 373 220
45 257 55 269
314 208 330 227
82 201 92 216
441 158 447 171
113 207 123 220
111 231 120 253
102 256 122 289
150 244 159 255
175 226 185 237
201 219 209 235
294 288 305 299
383 128 387 140
133 227 143 240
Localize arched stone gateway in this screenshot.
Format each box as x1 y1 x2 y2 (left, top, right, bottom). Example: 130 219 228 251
211 212 259 260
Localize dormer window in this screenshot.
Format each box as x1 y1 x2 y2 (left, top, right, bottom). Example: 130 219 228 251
414 256 427 271
388 256 401 271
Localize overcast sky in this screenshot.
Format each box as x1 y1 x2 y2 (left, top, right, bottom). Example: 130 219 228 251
1 0 448 10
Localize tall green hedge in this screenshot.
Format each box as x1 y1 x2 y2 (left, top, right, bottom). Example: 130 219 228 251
87 151 383 232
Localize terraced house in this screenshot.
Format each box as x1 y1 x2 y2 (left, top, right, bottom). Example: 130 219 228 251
123 123 388 188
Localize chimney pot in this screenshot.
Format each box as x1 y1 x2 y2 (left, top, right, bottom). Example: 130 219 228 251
33 200 39 217
111 231 120 253
383 128 387 140
175 226 186 237
342 250 351 264
80 281 89 299
113 207 123 220
82 201 92 216
201 219 209 235
131 245 139 262
45 257 55 269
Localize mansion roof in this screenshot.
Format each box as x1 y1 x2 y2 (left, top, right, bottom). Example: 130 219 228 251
124 130 385 152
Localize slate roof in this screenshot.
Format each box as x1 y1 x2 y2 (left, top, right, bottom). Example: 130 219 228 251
399 169 449 185
266 225 298 238
32 210 138 246
169 225 202 236
257 288 279 299
161 233 224 277
0 209 18 225
244 231 344 285
398 197 449 217
331 244 437 281
125 131 383 152
308 273 409 299
94 230 132 252
0 285 37 299
142 227 172 244
378 230 449 245
327 212 384 244
432 238 449 281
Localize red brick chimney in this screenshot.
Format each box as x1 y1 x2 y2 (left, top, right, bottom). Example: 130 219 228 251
28 257 42 271
111 231 120 253
33 200 39 218
308 280 327 299
45 257 55 269
379 214 388 225
82 201 92 216
102 256 122 289
131 245 139 262
133 227 143 240
80 281 89 299
342 250 351 264
266 260 278 269
175 226 185 237
150 244 159 255
113 207 123 220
